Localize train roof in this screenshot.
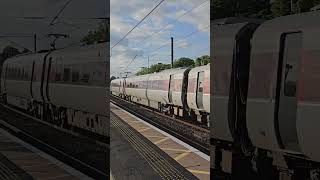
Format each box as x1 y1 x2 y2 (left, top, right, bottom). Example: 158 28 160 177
3 42 108 64
252 10 320 49
211 17 264 25
311 4 320 11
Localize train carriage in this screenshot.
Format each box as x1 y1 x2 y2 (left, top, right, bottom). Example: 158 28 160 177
110 65 211 126
167 68 190 116
247 11 320 162
0 43 108 137
146 68 189 112
211 11 320 180
110 78 122 96
125 74 149 105
187 64 210 125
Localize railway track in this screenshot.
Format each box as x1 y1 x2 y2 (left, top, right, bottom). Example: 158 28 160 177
110 95 210 155
0 103 109 180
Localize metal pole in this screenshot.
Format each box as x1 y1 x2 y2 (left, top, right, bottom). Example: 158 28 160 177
148 56 150 73
34 34 37 52
171 37 173 68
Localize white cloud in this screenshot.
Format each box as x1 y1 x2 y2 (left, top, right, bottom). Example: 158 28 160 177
178 40 189 48
110 0 209 76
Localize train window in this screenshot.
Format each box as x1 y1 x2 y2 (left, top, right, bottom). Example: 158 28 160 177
283 33 302 97
55 73 62 81
72 71 80 82
197 71 205 93
81 74 90 83
63 68 71 82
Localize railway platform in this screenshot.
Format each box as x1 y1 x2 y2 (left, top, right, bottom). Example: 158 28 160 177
0 124 92 180
110 103 210 180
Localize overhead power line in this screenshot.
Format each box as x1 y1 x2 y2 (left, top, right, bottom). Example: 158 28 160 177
147 24 209 55
121 24 209 71
123 54 139 72
133 0 209 48
50 0 73 25
111 0 166 50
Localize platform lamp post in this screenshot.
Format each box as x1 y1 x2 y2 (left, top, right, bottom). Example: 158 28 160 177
171 37 174 69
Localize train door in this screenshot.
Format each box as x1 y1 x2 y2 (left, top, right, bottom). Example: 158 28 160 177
30 62 35 99
43 55 52 102
168 74 174 103
277 32 302 152
123 79 126 95
2 64 8 94
196 71 205 109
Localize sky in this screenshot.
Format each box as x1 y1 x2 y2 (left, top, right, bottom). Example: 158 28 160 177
110 0 210 77
0 0 109 52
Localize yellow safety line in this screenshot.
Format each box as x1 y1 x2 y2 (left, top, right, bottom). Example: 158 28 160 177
128 121 141 124
144 135 167 138
174 150 192 161
154 137 170 145
138 127 152 132
161 148 189 152
187 169 210 175
110 170 114 180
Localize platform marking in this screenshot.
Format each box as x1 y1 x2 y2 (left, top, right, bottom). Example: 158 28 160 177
145 135 167 138
174 150 193 161
127 121 141 124
42 174 72 180
160 148 190 152
138 127 152 133
187 169 210 175
0 126 93 180
154 137 170 145
21 162 54 168
110 172 114 180
111 103 210 161
111 115 189 180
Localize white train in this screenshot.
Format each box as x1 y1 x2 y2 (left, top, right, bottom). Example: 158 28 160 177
111 64 210 126
0 43 108 138
211 10 320 180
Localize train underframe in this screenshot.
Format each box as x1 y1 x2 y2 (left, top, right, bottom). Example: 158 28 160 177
3 94 108 142
117 93 210 127
211 139 320 180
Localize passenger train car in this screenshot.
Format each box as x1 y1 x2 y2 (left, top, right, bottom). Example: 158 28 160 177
111 64 210 126
211 10 320 180
0 43 108 138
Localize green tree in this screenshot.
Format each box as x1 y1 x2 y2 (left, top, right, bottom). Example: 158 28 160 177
212 0 233 19
195 55 210 66
172 57 195 68
271 0 291 17
136 63 171 75
297 0 320 12
81 20 109 45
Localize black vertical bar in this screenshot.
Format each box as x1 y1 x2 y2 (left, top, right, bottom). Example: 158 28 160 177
34 34 37 52
171 37 173 68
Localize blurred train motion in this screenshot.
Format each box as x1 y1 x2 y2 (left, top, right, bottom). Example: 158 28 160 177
110 64 210 127
0 43 108 139
212 10 320 179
